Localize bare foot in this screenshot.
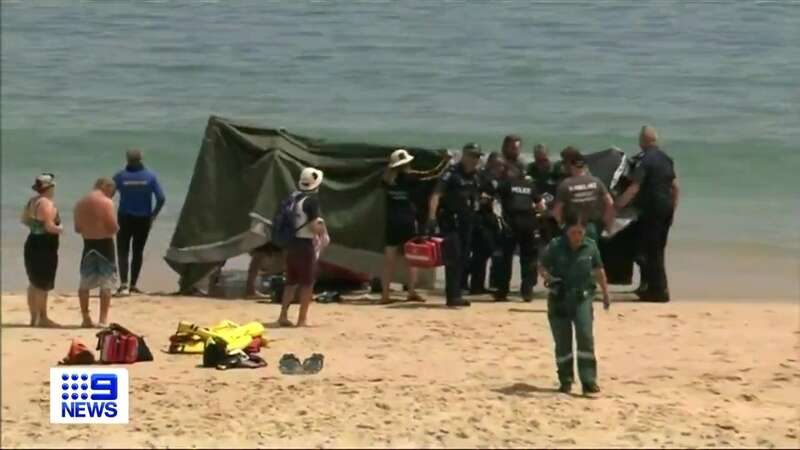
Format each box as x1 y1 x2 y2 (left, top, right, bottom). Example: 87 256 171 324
37 318 61 328
81 317 94 328
296 321 310 327
277 318 294 328
378 297 394 305
97 322 109 329
29 316 38 327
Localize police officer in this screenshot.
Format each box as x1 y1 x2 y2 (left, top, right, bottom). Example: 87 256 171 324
616 126 679 302
527 144 560 198
427 143 482 307
469 152 503 294
499 134 527 176
527 143 562 244
552 147 614 242
539 215 610 395
494 165 543 302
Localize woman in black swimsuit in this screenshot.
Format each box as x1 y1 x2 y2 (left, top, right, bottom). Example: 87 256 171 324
21 173 63 327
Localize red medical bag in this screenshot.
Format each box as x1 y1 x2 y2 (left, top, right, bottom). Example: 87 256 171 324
99 333 139 364
404 237 444 268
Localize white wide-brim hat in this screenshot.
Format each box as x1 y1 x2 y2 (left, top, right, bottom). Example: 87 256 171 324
389 148 415 168
298 167 324 192
32 173 56 192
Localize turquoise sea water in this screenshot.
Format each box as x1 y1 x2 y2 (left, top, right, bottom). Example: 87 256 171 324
2 2 798 295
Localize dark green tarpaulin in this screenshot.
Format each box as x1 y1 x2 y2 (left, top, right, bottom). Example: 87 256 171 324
165 116 448 291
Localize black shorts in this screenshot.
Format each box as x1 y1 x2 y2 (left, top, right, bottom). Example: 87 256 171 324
24 233 59 291
385 215 417 248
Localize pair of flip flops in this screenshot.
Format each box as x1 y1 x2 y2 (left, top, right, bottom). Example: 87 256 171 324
279 353 324 375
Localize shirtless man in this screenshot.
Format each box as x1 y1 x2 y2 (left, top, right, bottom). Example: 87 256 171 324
74 178 119 327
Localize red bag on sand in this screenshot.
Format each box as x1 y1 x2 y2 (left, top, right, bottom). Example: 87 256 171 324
99 333 139 364
404 237 444 268
59 338 96 365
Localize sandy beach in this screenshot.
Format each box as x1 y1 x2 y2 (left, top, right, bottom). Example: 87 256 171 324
1 291 797 448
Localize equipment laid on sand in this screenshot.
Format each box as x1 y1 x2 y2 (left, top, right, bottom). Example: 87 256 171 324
404 237 444 268
59 338 96 365
168 320 267 354
95 323 154 364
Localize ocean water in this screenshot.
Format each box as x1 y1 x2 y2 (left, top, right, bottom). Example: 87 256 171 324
2 2 798 296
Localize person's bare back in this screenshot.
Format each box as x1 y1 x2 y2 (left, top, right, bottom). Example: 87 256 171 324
75 180 118 240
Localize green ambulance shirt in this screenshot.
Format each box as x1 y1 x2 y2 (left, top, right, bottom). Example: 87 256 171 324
542 236 604 300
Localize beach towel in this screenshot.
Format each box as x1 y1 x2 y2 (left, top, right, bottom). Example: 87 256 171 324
79 239 117 291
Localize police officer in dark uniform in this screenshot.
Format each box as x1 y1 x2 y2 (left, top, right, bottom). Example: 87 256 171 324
616 126 679 302
494 164 543 302
469 152 503 294
427 143 483 307
527 143 562 245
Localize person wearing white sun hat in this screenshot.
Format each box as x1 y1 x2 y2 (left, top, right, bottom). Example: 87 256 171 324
277 167 327 327
379 149 428 304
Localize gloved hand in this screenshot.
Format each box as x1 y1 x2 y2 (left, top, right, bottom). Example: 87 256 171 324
425 219 438 236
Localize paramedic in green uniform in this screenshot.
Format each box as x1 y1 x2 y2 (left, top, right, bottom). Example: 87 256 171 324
540 215 610 395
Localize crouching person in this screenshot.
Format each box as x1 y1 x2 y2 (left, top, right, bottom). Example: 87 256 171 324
277 167 327 328
74 177 119 328
539 215 610 395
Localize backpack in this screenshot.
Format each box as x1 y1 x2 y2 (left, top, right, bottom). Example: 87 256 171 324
271 192 308 248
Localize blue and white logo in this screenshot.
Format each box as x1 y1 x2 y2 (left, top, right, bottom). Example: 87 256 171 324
50 368 129 424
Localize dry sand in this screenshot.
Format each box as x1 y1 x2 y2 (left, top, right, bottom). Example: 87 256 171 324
1 291 798 448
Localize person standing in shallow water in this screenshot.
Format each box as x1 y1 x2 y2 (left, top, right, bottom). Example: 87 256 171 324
113 149 165 296
21 173 63 328
539 216 610 395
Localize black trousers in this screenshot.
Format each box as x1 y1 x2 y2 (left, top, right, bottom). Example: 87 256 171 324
637 210 673 296
496 220 538 297
469 226 495 292
440 214 473 304
117 213 152 287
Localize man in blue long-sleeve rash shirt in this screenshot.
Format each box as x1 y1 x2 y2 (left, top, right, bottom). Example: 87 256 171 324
112 149 165 296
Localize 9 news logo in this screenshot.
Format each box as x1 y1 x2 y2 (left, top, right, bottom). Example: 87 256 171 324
50 368 129 424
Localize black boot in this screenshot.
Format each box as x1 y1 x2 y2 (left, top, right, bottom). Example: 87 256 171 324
582 383 600 395
447 298 471 308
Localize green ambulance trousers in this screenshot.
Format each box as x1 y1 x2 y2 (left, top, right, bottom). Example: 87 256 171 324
547 296 597 386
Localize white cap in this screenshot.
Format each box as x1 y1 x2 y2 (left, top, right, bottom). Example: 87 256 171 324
298 167 324 192
389 148 414 168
